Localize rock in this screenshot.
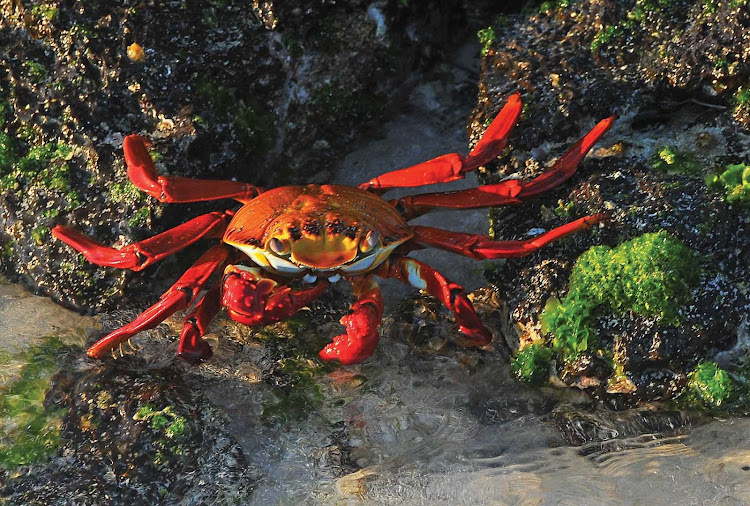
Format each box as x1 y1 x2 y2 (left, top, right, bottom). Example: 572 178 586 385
473 0 749 402
0 0 468 311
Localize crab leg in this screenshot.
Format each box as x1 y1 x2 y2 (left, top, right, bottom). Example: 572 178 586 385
377 257 492 345
410 214 606 260
178 282 223 364
359 93 522 193
87 244 231 359
124 135 262 203
319 276 384 365
391 116 615 219
51 210 233 271
222 265 329 327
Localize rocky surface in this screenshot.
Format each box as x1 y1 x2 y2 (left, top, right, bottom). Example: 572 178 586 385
0 0 468 311
472 0 749 404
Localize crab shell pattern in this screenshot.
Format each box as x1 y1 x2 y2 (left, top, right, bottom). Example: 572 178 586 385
52 94 614 364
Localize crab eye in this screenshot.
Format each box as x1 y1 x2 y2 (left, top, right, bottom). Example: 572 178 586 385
359 230 379 254
269 237 289 256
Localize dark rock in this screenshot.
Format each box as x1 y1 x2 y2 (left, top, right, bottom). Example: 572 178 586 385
1 364 254 504
475 1 749 403
0 0 470 311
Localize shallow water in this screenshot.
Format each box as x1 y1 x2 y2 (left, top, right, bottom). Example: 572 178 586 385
238 342 750 505
2 278 748 505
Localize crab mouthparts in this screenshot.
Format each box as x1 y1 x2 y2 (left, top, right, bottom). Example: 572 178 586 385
302 272 342 284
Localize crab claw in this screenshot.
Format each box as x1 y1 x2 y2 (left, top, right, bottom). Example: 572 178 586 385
318 276 384 365
222 265 328 326
178 326 214 364
319 301 381 365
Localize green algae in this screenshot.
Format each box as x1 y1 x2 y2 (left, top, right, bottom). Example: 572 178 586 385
30 2 59 21
477 27 496 56
0 338 71 469
553 199 576 218
31 226 50 246
108 179 142 203
540 231 700 360
591 25 624 52
734 87 750 107
590 0 675 54
261 354 328 423
539 0 571 14
650 145 702 177
196 80 277 156
707 163 750 208
133 404 191 467
683 362 733 410
0 140 76 207
512 343 552 384
127 207 151 227
23 61 48 84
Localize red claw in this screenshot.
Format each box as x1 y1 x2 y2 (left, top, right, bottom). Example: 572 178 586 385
319 302 381 365
319 277 384 365
222 266 328 326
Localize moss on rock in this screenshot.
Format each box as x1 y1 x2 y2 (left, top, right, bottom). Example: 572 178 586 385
684 361 734 410
511 343 552 384
541 231 700 360
0 338 71 469
706 163 750 208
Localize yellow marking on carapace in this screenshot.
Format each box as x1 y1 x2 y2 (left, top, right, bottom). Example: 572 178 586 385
223 185 413 275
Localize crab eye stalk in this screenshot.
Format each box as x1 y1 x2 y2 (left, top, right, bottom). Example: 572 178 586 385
269 237 289 256
359 230 379 254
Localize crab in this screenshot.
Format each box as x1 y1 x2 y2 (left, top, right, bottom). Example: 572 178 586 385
52 93 614 365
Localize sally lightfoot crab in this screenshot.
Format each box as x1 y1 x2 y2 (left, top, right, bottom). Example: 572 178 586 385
52 94 614 365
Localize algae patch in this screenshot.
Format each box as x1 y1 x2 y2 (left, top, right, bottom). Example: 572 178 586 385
540 231 700 362
133 404 191 467
683 361 733 410
0 338 72 469
706 162 750 208
511 343 552 385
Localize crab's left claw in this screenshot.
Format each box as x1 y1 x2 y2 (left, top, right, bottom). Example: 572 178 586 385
319 276 384 365
222 266 329 326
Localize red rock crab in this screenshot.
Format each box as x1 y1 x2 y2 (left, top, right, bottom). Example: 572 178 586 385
52 94 613 364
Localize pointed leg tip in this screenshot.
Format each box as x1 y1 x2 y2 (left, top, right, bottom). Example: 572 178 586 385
86 345 108 360
178 348 213 365
586 212 611 226
458 325 493 346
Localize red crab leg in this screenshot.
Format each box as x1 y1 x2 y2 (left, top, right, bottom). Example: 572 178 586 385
410 214 607 260
222 265 329 327
391 116 615 219
178 282 222 364
359 93 522 193
376 257 492 345
319 276 384 365
124 135 262 203
51 210 232 271
87 244 231 359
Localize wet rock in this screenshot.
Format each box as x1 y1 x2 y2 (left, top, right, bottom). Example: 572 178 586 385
550 408 692 448
0 0 469 311
474 1 750 403
1 365 254 505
